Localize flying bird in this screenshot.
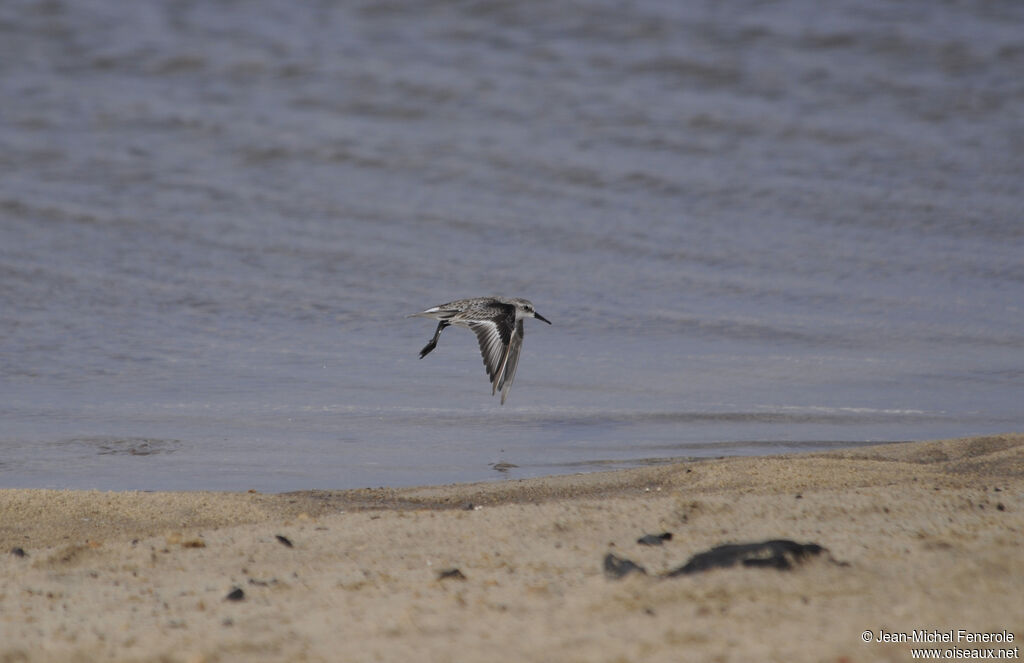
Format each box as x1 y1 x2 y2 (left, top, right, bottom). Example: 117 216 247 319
410 296 551 404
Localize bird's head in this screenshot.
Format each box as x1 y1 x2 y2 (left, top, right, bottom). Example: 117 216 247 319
515 299 551 324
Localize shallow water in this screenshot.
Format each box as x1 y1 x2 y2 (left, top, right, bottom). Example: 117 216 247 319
2 0 1022 491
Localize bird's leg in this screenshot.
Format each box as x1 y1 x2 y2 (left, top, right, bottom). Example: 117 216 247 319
419 321 449 359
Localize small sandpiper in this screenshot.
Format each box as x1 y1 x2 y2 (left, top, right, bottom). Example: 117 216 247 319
410 296 551 404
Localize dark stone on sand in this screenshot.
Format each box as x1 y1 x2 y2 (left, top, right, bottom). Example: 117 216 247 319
666 539 827 576
275 534 293 548
637 532 673 546
225 587 245 601
437 568 466 580
10 547 27 558
603 553 647 579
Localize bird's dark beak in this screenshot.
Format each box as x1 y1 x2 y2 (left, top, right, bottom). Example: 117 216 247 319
534 312 552 325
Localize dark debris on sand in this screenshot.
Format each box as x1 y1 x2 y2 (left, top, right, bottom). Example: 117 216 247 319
604 553 647 579
605 539 835 580
637 532 673 546
666 539 828 575
437 568 467 581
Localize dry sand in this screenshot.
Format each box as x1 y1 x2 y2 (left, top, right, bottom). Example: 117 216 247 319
1 434 1022 662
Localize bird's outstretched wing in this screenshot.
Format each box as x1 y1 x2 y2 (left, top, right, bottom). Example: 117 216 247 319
495 319 525 404
467 304 516 398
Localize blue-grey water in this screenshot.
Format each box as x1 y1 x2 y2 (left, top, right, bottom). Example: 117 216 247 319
2 0 1022 491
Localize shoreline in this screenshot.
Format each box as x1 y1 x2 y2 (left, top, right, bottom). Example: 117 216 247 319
2 433 1022 662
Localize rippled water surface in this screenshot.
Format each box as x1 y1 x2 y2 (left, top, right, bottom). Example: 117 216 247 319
2 0 1022 490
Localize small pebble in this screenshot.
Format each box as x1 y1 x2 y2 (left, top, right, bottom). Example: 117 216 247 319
275 535 293 548
637 532 673 546
437 568 466 581
604 553 647 579
225 587 245 601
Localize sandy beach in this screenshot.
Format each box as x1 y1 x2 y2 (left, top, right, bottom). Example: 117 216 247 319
2 433 1022 662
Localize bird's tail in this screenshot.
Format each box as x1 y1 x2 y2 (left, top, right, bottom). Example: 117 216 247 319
409 306 459 321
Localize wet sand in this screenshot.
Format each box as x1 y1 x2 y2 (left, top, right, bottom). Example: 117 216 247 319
2 434 1022 662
